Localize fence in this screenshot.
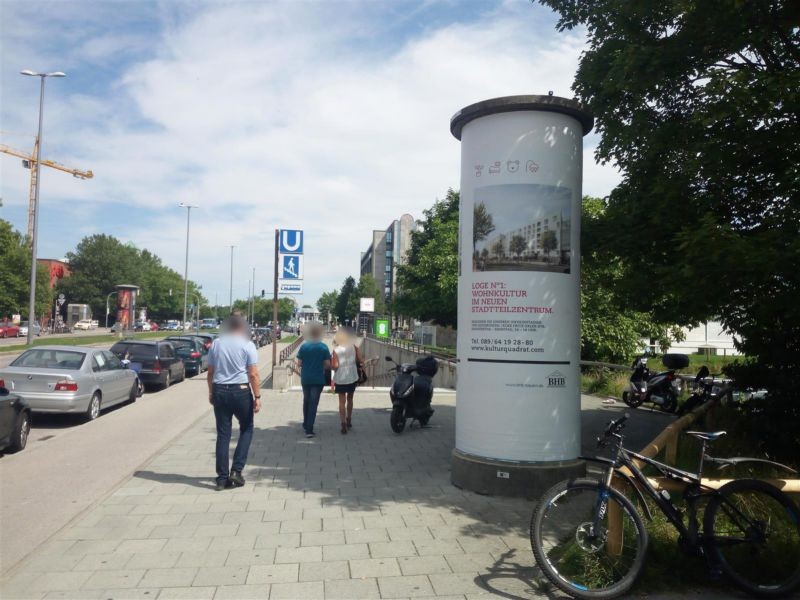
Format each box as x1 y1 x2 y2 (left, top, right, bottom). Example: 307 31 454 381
279 335 304 364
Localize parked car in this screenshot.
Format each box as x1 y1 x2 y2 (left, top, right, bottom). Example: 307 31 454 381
163 320 181 331
200 318 219 330
0 382 31 453
165 336 208 375
134 321 152 332
254 327 272 346
0 322 21 338
190 333 216 351
0 346 138 421
73 319 93 331
19 321 42 337
109 340 185 389
90 320 99 329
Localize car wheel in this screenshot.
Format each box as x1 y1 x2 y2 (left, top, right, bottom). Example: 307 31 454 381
163 372 171 390
85 393 101 421
1 331 6 338
8 411 31 452
179 366 186 382
128 381 138 403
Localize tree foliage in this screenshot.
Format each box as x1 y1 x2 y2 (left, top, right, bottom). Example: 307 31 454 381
58 234 204 322
0 219 52 319
540 0 800 456
316 290 338 324
347 274 386 318
394 189 460 327
334 276 357 324
472 201 495 252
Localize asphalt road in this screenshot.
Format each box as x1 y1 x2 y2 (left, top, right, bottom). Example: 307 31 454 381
0 328 107 348
0 342 282 577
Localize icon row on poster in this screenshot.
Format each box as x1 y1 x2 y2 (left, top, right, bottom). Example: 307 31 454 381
474 160 539 177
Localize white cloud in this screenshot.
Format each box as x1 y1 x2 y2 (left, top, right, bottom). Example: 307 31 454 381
1 0 620 305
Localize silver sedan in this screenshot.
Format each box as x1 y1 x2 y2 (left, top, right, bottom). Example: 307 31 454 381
0 346 138 421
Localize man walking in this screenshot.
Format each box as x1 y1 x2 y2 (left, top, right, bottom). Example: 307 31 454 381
207 315 262 490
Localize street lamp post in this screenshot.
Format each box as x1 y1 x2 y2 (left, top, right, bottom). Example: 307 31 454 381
105 291 118 329
179 203 198 331
20 69 66 345
229 245 236 313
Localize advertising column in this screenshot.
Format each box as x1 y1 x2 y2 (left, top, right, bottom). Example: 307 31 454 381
450 95 593 496
115 284 139 332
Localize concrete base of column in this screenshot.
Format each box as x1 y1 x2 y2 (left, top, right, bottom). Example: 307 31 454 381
451 449 585 499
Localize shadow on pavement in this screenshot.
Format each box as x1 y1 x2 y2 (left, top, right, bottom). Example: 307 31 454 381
133 469 218 490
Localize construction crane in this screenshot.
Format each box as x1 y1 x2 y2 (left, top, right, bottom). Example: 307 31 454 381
0 139 93 241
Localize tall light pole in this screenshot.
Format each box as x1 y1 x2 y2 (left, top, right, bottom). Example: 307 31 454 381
179 203 198 329
229 245 236 313
20 69 66 345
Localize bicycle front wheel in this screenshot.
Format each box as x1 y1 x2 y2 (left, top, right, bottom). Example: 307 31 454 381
531 478 648 599
705 479 800 597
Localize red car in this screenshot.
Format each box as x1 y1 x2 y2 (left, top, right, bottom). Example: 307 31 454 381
0 323 21 338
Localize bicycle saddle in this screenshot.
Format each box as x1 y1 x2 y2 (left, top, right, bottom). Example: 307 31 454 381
686 430 726 441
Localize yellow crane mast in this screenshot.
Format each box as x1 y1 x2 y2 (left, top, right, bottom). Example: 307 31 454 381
0 139 94 241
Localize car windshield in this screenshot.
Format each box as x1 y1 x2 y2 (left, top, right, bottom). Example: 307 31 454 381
11 349 86 370
171 340 193 349
20 321 29 327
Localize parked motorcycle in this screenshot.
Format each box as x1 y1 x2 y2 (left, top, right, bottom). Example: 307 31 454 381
385 355 437 433
621 353 689 413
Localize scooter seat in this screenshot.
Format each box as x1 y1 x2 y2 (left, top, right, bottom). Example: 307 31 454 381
685 431 726 442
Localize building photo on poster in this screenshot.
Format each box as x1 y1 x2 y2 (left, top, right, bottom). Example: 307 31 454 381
473 184 571 274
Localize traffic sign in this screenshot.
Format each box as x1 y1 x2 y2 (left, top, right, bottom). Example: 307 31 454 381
279 280 303 294
279 230 303 254
280 254 303 279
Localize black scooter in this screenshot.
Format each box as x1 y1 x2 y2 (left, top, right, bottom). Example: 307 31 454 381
622 353 689 413
385 355 437 433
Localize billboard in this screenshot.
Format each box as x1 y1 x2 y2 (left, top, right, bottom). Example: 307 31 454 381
359 297 375 312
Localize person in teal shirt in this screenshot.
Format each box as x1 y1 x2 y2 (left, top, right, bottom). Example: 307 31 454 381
296 322 331 438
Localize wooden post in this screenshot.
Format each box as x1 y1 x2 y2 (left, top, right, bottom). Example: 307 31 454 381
606 476 625 556
665 433 678 465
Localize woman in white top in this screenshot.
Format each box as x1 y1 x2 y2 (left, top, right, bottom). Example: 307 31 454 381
331 328 363 434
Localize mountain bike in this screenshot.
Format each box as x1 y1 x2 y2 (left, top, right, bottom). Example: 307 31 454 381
530 414 800 599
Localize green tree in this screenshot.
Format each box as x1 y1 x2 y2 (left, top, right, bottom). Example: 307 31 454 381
0 219 53 320
581 197 680 363
540 230 557 256
472 201 495 252
316 290 338 324
59 234 204 323
541 0 800 457
509 234 526 258
394 189 459 327
334 276 357 323
347 274 386 317
491 236 505 258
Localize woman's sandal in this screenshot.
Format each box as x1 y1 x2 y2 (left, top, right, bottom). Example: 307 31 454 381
341 423 348 434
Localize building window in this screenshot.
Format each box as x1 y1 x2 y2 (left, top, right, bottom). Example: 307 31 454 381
385 286 391 294
385 250 392 257
386 231 393 242
385 264 391 272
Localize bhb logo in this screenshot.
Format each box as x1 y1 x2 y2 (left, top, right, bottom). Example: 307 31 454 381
547 371 566 388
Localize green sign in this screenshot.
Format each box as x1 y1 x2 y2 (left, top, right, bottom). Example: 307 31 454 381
375 319 389 338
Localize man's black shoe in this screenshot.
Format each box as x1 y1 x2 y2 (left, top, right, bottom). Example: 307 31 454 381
229 470 245 487
215 478 228 491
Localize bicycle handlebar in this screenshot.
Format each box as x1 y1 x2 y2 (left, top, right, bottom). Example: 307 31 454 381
604 413 629 436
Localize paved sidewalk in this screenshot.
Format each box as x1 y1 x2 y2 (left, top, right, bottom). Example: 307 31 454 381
1 390 728 599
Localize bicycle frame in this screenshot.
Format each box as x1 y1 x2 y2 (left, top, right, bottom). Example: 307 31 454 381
581 435 718 546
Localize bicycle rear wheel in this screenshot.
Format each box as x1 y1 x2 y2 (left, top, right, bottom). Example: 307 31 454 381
531 478 648 599
705 479 800 598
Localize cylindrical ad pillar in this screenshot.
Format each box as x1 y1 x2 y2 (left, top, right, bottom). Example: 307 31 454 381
450 95 593 497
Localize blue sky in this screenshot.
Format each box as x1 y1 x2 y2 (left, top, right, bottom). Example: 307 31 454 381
0 0 619 307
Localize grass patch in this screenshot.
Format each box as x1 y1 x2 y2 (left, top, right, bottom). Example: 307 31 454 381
279 335 298 344
0 330 177 354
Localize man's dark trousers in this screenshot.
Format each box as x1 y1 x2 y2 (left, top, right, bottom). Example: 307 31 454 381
213 384 254 483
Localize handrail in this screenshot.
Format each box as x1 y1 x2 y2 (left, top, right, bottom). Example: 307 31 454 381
364 333 456 361
279 335 304 364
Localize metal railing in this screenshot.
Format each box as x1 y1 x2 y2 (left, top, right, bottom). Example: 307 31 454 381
279 335 304 364
364 333 456 361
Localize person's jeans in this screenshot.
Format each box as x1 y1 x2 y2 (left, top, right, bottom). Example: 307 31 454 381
213 384 254 481
302 384 324 433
